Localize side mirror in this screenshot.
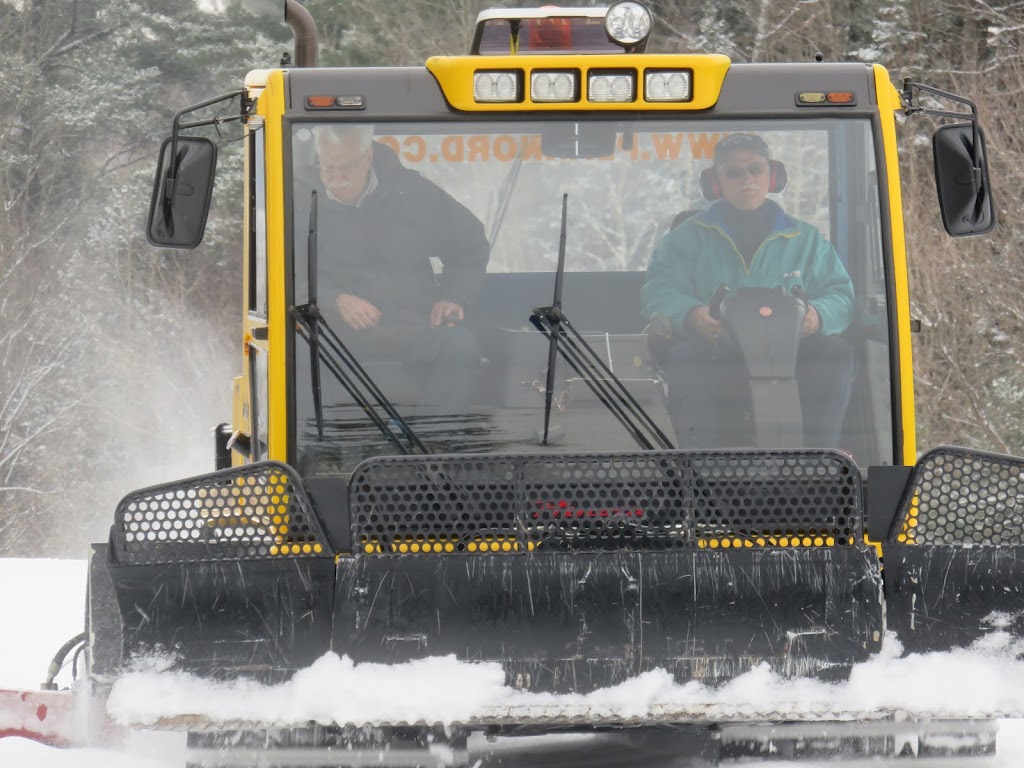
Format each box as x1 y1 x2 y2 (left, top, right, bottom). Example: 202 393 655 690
932 123 996 237
146 136 218 249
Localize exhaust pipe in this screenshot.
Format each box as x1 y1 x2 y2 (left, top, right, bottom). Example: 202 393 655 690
284 0 318 67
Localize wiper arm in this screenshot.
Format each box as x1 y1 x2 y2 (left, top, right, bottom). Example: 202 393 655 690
529 194 674 452
292 190 428 455
292 306 429 454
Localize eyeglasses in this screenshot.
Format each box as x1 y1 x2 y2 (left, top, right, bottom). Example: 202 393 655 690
721 162 767 180
316 153 369 177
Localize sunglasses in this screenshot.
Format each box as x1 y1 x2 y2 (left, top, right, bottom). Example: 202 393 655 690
721 162 768 180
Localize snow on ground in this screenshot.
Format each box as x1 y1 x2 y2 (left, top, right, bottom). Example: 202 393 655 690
0 734 183 768
0 559 184 767
4 556 1024 767
0 560 87 691
106 638 1024 727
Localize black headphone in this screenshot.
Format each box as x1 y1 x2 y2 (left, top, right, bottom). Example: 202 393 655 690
699 134 788 201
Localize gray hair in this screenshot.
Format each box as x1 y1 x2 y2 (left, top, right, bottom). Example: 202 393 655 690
314 124 374 154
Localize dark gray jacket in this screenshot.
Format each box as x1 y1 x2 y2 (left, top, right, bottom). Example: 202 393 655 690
318 142 489 322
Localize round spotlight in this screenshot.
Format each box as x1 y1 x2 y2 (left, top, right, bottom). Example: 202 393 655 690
605 1 653 47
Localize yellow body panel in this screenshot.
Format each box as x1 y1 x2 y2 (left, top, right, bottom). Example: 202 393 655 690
233 74 273 466
426 54 730 111
234 113 255 468
872 64 916 467
260 70 289 463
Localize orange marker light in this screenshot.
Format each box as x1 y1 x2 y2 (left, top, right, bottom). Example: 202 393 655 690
826 91 856 104
306 95 337 109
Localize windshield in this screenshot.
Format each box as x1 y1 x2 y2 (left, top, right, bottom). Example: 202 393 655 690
290 119 893 476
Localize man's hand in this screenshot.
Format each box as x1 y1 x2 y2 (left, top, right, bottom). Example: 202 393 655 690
431 301 464 328
337 293 381 330
687 305 724 342
801 304 821 337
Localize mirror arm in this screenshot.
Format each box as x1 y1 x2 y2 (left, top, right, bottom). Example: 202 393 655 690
164 89 250 205
901 79 982 191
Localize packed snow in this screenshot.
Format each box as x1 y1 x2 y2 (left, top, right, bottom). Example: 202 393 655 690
5 557 1024 766
107 637 1024 727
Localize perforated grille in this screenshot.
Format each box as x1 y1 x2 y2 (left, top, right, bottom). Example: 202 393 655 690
111 461 330 565
892 446 1024 545
349 450 860 553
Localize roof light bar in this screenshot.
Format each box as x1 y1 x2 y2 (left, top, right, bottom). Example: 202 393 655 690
645 70 692 102
531 70 578 103
473 71 520 103
588 72 635 103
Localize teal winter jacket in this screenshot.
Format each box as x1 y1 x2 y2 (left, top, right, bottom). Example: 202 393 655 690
642 200 854 337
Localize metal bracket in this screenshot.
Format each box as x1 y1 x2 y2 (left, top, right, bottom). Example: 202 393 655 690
164 89 251 205
900 79 983 192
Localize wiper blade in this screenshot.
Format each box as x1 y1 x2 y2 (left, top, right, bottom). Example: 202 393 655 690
293 190 427 455
307 191 324 439
487 147 524 247
529 194 674 452
536 193 568 445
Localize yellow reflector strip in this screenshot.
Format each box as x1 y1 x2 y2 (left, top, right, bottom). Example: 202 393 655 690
357 533 540 555
696 534 844 549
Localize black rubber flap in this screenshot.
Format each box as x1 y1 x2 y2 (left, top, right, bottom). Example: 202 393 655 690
334 546 883 693
106 558 336 678
884 446 1024 654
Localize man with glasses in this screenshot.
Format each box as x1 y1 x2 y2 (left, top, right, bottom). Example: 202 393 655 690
312 125 489 416
642 132 855 449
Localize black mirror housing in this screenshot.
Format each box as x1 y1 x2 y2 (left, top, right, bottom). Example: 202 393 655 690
146 136 218 249
932 123 996 237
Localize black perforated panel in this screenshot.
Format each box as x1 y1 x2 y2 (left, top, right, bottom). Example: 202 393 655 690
111 461 331 565
891 446 1024 545
349 450 861 553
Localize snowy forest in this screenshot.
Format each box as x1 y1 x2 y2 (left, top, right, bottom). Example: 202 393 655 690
1 0 1022 557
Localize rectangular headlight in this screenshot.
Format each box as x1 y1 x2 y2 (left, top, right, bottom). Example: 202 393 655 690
588 72 635 103
644 70 692 102
531 70 578 103
474 71 520 103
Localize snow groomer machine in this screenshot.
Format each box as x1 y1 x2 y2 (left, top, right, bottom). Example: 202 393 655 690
8 2 1024 765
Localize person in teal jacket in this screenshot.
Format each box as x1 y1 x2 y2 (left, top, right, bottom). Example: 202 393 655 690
643 133 855 449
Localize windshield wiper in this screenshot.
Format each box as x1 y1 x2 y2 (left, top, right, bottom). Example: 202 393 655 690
291 190 428 455
306 190 324 438
529 193 674 451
